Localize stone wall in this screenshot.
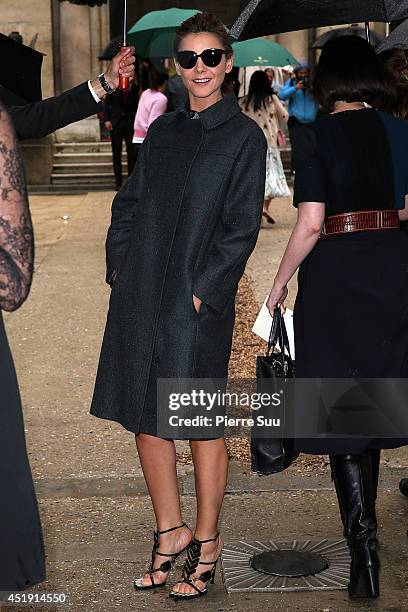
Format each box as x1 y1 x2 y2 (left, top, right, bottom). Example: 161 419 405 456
0 1 389 100
0 0 54 98
21 137 54 185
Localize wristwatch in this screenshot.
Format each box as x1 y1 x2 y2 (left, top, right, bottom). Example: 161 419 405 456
98 73 116 94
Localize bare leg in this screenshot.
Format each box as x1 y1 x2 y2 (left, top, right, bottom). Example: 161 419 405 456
135 433 191 586
170 438 228 595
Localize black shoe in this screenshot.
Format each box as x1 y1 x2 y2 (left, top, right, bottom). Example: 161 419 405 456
400 478 408 498
262 211 276 224
330 453 380 599
134 522 191 590
169 532 221 600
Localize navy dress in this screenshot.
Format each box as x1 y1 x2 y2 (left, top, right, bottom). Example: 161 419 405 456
0 314 45 591
0 105 45 592
293 109 408 455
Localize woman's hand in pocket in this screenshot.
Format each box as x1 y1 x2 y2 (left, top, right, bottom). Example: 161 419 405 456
193 294 202 313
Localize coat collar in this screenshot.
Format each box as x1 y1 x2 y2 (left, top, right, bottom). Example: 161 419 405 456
180 93 242 130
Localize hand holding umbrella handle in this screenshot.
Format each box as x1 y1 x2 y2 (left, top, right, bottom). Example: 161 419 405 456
119 44 131 91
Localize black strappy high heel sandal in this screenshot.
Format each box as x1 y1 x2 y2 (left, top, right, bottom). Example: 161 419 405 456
134 522 191 591
169 532 221 600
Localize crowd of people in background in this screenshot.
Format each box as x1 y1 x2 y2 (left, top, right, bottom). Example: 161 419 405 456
239 70 290 224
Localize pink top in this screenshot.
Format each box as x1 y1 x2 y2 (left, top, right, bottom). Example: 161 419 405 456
133 88 168 143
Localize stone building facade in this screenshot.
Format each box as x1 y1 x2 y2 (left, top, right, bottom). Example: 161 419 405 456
0 0 388 185
0 0 388 99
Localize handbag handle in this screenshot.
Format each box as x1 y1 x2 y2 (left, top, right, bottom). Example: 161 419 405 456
267 307 292 361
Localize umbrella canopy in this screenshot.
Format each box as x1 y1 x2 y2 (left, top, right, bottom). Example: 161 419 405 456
312 26 385 49
98 35 122 61
128 8 201 58
376 19 408 53
232 0 408 40
0 32 44 103
57 0 107 6
232 38 298 67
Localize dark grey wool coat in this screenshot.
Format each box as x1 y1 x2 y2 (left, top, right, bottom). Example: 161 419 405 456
90 93 267 435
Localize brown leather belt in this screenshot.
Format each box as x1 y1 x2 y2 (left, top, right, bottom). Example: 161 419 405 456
322 209 400 236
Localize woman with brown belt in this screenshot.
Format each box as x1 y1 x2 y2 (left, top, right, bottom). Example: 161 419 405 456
267 36 408 599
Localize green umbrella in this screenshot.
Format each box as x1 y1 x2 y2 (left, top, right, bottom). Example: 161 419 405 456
128 8 201 58
232 38 299 67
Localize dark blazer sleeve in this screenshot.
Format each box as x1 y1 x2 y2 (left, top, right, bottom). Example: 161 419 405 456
103 93 112 123
10 82 101 141
105 131 151 285
193 126 267 313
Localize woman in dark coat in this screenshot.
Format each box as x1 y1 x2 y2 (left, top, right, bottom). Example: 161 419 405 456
90 13 266 601
267 37 408 600
0 103 45 594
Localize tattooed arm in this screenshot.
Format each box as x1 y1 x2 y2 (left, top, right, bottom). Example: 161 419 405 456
0 102 33 311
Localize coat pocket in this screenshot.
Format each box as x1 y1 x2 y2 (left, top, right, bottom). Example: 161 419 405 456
191 295 206 319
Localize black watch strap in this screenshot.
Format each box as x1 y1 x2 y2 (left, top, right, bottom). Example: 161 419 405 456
98 73 116 94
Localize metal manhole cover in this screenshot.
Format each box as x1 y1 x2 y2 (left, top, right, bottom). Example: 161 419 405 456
221 538 350 592
251 549 329 577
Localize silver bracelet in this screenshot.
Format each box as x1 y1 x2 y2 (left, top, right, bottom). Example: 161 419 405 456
98 73 116 94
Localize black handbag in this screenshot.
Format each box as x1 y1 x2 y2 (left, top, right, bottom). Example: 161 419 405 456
251 307 299 475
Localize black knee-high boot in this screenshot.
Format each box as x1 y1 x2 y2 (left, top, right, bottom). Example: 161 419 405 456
400 478 408 497
330 450 380 525
329 453 380 599
370 450 380 501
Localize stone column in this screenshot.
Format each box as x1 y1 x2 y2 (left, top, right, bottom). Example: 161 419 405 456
56 2 105 143
59 2 92 91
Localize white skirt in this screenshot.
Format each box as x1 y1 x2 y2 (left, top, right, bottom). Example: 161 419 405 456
265 146 290 199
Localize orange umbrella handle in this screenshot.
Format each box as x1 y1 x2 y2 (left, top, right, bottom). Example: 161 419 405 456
119 44 131 91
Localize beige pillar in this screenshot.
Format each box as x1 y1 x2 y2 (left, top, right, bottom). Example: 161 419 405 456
59 3 92 91
59 2 110 91
89 3 109 78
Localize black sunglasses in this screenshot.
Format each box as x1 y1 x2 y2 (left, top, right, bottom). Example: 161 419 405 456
175 48 229 69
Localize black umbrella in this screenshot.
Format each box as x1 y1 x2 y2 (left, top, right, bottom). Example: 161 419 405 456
98 35 122 61
232 0 408 40
312 26 385 49
376 19 408 53
0 32 44 104
57 0 107 6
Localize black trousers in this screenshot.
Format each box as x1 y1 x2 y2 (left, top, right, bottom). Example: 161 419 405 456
288 116 310 172
110 118 137 187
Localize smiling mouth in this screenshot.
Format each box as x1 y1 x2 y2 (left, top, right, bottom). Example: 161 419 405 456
193 78 211 84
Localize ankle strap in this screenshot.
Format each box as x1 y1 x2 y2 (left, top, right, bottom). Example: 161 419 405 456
192 531 220 544
157 521 189 535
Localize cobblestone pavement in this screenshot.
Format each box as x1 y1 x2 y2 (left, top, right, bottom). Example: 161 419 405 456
3 192 407 611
